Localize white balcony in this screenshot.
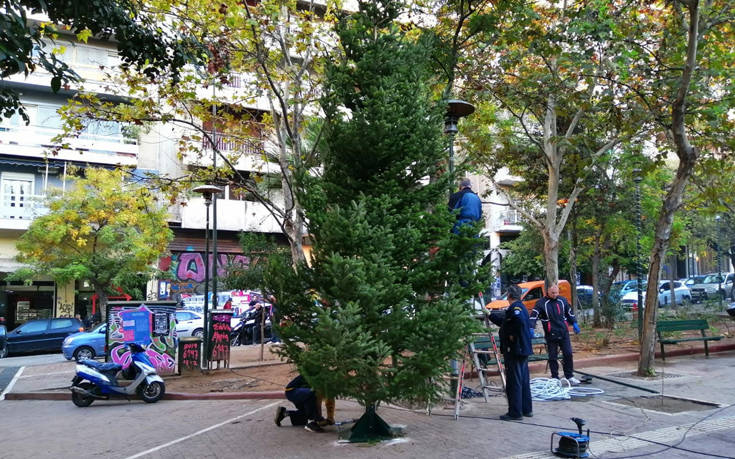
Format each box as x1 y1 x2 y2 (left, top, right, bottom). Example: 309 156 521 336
0 125 138 166
0 193 48 230
180 196 282 233
494 209 523 232
182 133 280 173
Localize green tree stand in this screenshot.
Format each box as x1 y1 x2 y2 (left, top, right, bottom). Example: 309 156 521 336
349 405 393 443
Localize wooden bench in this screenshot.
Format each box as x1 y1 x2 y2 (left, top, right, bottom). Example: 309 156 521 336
472 335 548 366
656 319 723 360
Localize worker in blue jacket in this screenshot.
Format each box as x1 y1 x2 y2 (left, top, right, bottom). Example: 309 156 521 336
489 284 533 421
530 284 581 385
449 178 483 234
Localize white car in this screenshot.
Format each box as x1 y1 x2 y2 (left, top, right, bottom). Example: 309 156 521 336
657 281 691 306
620 281 691 308
174 310 204 338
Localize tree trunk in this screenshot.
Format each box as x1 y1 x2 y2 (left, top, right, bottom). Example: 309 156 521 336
638 0 701 376
542 229 560 289
638 158 696 375
568 226 577 314
591 236 602 327
670 257 677 308
94 285 109 324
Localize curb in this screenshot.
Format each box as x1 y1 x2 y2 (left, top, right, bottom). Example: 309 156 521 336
6 344 735 401
4 390 285 401
484 342 735 377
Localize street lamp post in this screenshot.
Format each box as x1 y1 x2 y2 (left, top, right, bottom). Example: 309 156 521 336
716 215 722 308
192 184 223 369
444 99 475 177
633 169 643 338
443 99 474 399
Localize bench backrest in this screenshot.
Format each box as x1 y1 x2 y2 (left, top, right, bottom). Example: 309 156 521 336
656 319 709 333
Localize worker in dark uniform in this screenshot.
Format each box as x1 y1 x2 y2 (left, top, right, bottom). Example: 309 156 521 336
488 284 533 421
274 374 326 432
530 284 581 385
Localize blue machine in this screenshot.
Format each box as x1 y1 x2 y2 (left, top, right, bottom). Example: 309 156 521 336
551 418 590 458
70 342 165 407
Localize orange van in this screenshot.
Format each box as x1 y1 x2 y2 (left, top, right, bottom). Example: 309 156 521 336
486 280 572 312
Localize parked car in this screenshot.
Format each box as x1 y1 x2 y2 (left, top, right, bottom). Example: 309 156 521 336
620 281 691 309
657 280 692 306
486 280 572 311
174 310 204 338
5 318 84 356
62 324 107 361
0 325 7 358
576 285 594 308
686 273 731 302
613 279 646 298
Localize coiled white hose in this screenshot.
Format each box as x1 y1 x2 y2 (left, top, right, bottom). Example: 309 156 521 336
530 377 604 401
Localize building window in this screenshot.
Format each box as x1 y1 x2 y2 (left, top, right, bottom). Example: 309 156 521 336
0 172 35 219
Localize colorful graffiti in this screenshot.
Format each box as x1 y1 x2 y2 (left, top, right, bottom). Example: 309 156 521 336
107 304 178 376
159 252 250 298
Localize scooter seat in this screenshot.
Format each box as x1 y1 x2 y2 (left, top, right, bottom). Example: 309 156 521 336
82 360 122 372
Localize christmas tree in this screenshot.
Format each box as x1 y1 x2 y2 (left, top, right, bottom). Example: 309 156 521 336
268 0 484 441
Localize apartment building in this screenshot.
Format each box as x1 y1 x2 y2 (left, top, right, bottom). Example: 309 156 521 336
0 30 288 326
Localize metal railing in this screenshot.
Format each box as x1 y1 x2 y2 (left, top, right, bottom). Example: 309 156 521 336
0 193 48 220
498 209 522 226
201 133 265 155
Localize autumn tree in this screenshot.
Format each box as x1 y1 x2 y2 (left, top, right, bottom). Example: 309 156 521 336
460 1 639 288
1 0 202 121
57 0 340 265
616 0 735 375
14 168 172 318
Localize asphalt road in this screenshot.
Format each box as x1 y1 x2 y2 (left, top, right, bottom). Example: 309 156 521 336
0 352 67 368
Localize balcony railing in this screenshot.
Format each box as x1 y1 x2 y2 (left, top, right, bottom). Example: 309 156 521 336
0 193 48 221
201 132 265 155
497 210 522 227
0 124 139 163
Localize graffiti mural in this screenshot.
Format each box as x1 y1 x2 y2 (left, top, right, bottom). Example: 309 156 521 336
107 304 178 376
159 252 250 300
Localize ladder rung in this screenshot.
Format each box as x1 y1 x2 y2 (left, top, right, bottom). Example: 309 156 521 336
473 350 494 354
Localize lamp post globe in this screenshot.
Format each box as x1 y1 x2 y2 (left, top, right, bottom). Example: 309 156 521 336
444 99 475 177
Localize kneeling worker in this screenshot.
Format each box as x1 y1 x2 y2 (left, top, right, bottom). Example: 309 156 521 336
275 374 326 432
489 284 533 421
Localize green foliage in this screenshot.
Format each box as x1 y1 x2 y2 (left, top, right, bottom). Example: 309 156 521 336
1 0 204 121
221 233 291 292
14 168 172 299
499 226 564 281
268 1 483 408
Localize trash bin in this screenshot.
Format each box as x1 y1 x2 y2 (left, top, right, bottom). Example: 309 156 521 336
179 336 202 374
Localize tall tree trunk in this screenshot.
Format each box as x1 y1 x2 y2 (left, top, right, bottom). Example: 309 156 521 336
568 225 577 314
670 256 677 308
543 229 560 289
638 0 701 376
638 158 696 375
94 285 109 323
591 234 602 327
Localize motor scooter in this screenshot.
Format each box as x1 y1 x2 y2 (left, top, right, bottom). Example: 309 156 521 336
70 342 165 407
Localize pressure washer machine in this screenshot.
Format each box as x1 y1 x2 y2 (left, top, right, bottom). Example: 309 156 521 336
550 417 590 458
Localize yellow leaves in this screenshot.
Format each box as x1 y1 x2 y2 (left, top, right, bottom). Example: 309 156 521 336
76 28 93 43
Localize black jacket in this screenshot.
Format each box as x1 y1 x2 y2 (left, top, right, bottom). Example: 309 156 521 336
489 300 532 357
530 295 576 339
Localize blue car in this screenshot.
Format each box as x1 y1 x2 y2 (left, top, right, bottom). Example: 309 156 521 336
62 324 107 361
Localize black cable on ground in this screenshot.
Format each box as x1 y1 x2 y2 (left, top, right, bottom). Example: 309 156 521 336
392 402 735 459
573 369 660 394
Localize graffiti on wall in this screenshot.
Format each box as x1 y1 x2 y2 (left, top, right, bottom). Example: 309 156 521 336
158 252 250 299
107 304 177 375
